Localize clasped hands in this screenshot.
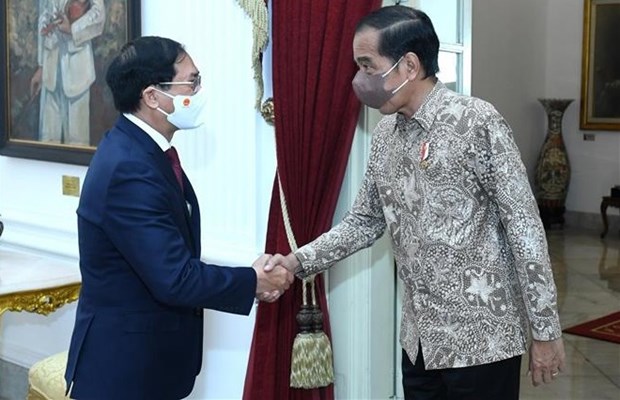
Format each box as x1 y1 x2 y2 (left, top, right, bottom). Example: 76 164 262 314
252 253 300 303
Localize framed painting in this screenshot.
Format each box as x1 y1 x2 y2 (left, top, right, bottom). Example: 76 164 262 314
580 0 620 131
0 0 140 165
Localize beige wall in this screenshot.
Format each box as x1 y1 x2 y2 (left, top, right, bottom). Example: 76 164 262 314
545 0 620 214
471 0 548 180
472 0 620 214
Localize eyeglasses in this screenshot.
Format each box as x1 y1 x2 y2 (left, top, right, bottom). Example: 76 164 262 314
158 75 202 93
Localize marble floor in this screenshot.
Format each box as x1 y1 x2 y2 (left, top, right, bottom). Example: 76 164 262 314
1 228 618 399
519 228 620 400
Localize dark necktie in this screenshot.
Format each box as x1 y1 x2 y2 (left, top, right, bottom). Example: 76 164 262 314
165 146 184 192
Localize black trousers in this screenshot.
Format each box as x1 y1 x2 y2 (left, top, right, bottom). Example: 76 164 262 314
402 344 521 400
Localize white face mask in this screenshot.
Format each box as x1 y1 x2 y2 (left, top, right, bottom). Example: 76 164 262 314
155 87 208 130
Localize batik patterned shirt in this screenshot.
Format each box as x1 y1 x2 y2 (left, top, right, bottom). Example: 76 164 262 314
295 81 562 369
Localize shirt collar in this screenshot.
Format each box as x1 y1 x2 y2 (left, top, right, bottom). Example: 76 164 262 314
123 113 171 152
395 80 448 133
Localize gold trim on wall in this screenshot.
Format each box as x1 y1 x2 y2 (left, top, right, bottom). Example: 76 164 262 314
580 0 620 131
235 0 269 111
0 283 80 316
260 97 275 125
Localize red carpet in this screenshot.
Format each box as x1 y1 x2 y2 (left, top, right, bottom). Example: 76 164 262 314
563 311 620 344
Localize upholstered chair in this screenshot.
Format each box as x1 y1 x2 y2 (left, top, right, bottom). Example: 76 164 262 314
27 351 71 400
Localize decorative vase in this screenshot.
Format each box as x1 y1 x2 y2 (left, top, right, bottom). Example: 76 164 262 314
535 98 573 229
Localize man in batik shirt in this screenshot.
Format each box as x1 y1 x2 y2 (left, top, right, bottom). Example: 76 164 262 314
267 5 565 400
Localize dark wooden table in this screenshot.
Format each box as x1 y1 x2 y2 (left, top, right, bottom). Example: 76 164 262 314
600 196 620 238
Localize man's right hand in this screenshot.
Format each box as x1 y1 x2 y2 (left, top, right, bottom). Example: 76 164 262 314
252 254 293 295
265 252 300 273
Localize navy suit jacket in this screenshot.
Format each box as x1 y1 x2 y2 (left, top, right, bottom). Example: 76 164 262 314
65 116 257 399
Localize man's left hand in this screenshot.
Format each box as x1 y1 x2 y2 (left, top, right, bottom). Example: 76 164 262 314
528 337 566 386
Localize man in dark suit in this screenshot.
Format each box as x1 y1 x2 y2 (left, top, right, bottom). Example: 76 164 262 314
65 36 292 400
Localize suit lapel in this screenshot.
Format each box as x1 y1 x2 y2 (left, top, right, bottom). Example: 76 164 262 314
183 179 201 255
117 116 199 256
115 117 179 189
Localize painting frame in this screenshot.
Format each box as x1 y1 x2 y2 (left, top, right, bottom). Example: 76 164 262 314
580 0 620 131
0 0 141 165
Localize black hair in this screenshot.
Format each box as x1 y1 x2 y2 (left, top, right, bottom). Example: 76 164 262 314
356 5 439 78
105 36 186 113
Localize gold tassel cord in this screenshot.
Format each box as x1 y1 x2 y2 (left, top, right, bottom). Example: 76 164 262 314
277 172 334 389
234 0 269 110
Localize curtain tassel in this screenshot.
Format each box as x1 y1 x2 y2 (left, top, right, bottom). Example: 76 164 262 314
234 0 269 110
290 277 334 388
276 172 334 388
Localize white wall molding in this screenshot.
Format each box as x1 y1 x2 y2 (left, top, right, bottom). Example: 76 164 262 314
1 209 79 259
330 249 373 398
0 341 49 369
0 303 77 369
328 107 396 399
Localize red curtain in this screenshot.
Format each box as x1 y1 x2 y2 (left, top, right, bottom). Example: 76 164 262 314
243 1 382 399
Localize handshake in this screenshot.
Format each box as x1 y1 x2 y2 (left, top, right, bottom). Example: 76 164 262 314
252 253 300 303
